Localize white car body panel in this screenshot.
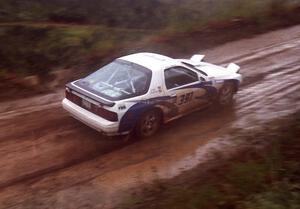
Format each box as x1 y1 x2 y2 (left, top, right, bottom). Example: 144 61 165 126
62 98 120 135
62 52 242 136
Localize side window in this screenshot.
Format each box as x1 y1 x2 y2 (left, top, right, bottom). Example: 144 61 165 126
164 67 198 89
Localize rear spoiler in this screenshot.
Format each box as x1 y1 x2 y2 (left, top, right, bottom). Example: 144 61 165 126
66 82 115 107
190 54 205 63
227 63 240 73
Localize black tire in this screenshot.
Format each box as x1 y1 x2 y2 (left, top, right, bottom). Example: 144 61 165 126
217 82 236 106
135 109 162 138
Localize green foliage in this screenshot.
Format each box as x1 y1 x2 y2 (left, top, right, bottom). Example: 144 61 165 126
181 185 224 209
0 68 7 78
0 25 54 75
2 0 299 29
120 196 144 209
242 181 300 209
0 0 170 29
0 24 148 76
225 161 268 196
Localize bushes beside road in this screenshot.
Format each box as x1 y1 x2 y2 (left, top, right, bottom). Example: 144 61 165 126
0 24 150 78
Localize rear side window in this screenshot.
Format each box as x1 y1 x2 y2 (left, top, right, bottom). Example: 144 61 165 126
164 67 198 89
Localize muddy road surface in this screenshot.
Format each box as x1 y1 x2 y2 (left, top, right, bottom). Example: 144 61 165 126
0 25 300 209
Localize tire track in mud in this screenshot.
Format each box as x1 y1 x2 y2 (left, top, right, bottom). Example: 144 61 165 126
223 44 300 88
237 66 300 106
233 71 300 129
219 37 300 65
0 26 300 209
0 102 61 120
0 107 128 189
0 92 64 120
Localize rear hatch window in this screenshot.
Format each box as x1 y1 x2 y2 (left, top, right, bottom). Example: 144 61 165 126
75 59 152 101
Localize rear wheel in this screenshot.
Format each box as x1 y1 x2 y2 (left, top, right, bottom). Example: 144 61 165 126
135 109 161 138
218 82 236 106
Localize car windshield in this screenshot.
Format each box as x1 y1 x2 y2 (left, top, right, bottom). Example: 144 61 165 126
75 59 152 101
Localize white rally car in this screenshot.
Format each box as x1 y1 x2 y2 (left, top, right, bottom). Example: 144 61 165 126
62 52 242 137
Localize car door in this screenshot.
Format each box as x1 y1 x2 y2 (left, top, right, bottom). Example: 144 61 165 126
164 66 206 115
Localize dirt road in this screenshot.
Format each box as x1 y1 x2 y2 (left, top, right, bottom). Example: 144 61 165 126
0 25 299 209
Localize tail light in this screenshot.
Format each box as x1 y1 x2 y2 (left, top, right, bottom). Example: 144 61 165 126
66 89 81 105
66 88 118 122
95 106 118 122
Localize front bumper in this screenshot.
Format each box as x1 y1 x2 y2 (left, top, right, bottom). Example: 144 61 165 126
62 98 123 136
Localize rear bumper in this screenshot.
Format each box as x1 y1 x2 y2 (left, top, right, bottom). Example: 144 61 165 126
62 98 125 136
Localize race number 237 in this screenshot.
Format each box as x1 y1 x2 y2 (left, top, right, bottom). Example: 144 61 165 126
177 92 194 105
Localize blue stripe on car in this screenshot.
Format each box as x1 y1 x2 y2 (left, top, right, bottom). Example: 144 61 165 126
118 96 178 133
178 82 218 98
118 102 153 133
118 83 218 133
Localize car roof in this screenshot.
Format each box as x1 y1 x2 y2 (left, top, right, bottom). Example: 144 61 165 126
118 52 179 72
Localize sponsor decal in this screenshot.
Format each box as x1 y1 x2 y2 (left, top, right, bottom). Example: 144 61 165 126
150 86 163 94
150 88 159 94
177 92 194 105
118 105 126 110
158 86 162 93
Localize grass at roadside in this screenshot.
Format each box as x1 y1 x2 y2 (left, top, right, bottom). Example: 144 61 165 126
119 112 300 209
0 23 152 78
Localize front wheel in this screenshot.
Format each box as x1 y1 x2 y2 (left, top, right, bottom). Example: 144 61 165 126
135 109 161 138
217 82 236 106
